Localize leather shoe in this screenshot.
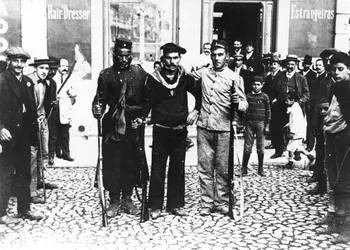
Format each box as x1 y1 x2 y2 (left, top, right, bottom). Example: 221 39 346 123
48 159 54 166
0 215 22 225
151 209 161 219
63 155 74 161
199 208 211 216
308 184 327 195
106 202 121 218
30 196 45 204
270 153 282 159
18 211 43 221
265 144 274 149
307 173 319 183
283 162 294 169
56 152 63 159
258 171 266 177
37 182 58 189
168 208 187 216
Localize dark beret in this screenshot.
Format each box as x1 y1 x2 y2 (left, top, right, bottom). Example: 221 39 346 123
114 38 132 50
211 39 229 52
5 46 31 60
160 43 186 54
319 48 341 59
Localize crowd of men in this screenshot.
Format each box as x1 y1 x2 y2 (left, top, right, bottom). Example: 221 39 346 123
0 48 77 223
1 37 350 244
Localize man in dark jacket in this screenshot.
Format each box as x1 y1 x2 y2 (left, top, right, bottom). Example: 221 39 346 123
0 47 43 224
92 38 148 218
143 43 200 219
270 54 310 159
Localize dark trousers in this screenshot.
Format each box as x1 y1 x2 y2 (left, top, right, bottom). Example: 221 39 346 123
49 108 71 158
243 120 265 155
271 103 288 154
305 106 315 149
0 147 31 217
148 126 187 210
102 128 142 200
313 131 325 177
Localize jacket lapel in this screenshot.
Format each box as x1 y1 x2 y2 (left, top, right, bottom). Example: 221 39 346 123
23 77 36 115
3 70 22 101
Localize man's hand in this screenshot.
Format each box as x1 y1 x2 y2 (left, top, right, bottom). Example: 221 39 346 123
92 104 103 119
131 118 144 129
231 91 239 104
187 110 199 125
0 128 12 141
264 125 270 135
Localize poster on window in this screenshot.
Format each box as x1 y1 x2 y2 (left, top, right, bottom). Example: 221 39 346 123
0 0 21 53
47 0 92 79
288 0 336 57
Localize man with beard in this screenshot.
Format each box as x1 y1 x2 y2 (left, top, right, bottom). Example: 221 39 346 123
92 38 148 217
27 57 59 204
142 43 200 220
270 55 309 160
0 47 43 224
192 39 248 216
52 58 77 162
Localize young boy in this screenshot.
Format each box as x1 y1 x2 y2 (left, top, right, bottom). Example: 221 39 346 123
241 76 271 177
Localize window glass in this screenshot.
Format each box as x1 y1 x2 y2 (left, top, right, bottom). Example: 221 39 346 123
109 0 174 66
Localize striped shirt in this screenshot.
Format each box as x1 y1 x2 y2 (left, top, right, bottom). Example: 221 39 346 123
246 92 271 124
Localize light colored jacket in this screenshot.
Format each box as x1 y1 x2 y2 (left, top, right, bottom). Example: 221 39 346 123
53 73 77 124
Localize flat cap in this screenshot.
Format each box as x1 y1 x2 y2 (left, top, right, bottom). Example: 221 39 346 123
270 53 281 63
160 42 186 54
114 38 132 50
253 75 264 83
211 39 229 52
233 54 244 60
5 46 31 60
282 54 300 62
29 56 56 67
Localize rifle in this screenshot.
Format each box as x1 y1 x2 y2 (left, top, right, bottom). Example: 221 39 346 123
134 122 150 223
94 94 108 227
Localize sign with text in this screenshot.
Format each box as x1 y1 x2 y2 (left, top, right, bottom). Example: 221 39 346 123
289 0 336 57
0 0 21 53
47 0 91 79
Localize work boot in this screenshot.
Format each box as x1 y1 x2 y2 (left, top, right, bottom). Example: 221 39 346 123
308 176 327 195
241 153 250 176
106 201 121 218
122 199 139 215
257 153 266 177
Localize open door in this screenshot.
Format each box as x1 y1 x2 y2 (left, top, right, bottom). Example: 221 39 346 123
213 2 263 58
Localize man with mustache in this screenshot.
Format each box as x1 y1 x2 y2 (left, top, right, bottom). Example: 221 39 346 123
192 39 248 216
0 47 43 224
92 38 148 217
142 43 200 219
27 57 59 204
270 55 309 163
51 58 77 162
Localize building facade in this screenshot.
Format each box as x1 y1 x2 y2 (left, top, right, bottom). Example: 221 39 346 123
0 0 349 134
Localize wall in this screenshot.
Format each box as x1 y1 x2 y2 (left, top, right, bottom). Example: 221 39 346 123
334 0 350 53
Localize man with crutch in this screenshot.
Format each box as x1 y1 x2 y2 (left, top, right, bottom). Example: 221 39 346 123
27 56 59 204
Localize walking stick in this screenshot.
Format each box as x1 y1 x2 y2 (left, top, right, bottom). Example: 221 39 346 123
37 119 46 203
233 125 244 221
94 94 108 227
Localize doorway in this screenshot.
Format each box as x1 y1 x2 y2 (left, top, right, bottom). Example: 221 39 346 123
213 2 263 57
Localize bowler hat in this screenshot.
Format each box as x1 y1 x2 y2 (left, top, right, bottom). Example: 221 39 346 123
262 53 272 62
114 38 132 50
282 54 300 63
29 57 56 67
5 46 31 60
211 39 229 52
160 43 187 54
48 56 60 69
303 55 312 65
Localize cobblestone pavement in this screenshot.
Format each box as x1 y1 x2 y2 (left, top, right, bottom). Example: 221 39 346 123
1 135 350 249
